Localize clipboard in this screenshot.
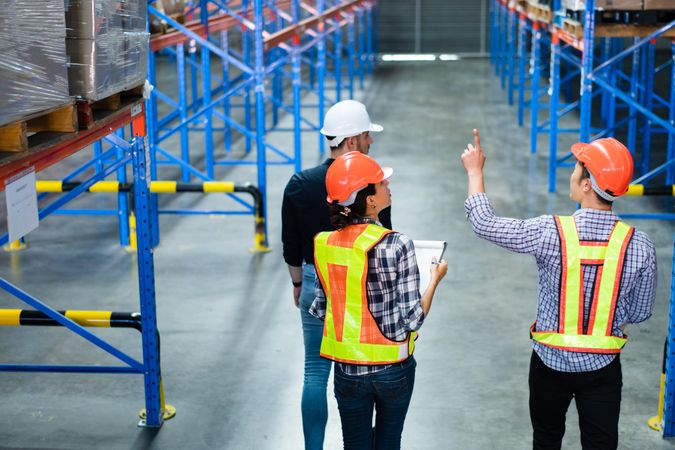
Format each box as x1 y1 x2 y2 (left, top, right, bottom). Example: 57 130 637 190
413 240 447 292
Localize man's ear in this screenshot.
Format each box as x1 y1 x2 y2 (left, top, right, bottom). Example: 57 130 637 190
345 136 356 151
582 177 592 193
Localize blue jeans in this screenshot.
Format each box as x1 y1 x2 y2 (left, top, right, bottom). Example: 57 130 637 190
300 264 333 450
334 357 416 450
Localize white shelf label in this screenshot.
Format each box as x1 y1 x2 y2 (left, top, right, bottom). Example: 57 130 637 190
5 169 39 243
131 104 142 117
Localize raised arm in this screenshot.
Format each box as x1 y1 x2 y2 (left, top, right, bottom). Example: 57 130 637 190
461 129 546 255
461 129 486 196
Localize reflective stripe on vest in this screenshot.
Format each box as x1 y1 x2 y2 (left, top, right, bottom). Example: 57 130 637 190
314 223 416 365
530 216 634 354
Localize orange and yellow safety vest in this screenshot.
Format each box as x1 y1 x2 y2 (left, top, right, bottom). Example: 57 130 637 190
531 215 634 354
314 223 416 365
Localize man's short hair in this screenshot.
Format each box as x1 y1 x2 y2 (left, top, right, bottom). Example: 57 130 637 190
580 163 613 206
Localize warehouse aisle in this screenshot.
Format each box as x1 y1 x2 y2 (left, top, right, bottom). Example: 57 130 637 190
0 59 673 450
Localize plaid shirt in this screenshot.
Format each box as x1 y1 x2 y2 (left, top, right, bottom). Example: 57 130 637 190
465 193 657 372
309 218 425 375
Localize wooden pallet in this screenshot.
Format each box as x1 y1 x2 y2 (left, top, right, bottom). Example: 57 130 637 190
527 1 552 23
560 19 675 40
0 103 77 152
77 85 145 130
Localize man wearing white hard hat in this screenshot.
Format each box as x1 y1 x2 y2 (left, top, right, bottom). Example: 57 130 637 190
320 99 384 153
281 99 387 450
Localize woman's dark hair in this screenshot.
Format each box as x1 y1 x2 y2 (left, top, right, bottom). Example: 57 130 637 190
580 163 613 206
329 184 376 229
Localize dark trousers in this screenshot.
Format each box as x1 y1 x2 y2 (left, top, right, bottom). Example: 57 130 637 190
529 351 622 450
334 357 416 450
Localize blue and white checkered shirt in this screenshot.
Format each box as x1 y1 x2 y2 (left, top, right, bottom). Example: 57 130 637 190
309 218 425 375
465 193 657 372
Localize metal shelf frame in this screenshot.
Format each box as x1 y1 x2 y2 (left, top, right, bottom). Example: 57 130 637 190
147 0 377 248
0 103 165 427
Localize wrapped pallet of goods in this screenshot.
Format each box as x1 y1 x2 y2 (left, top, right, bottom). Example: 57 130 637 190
0 0 71 128
64 0 149 101
563 0 644 10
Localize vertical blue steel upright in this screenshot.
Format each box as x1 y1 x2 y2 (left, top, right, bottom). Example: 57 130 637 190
642 39 656 175
131 132 162 427
201 4 214 179
507 5 517 106
579 0 595 144
517 12 528 127
549 32 560 193
668 42 675 185
663 226 675 437
253 0 268 237
292 0 302 173
530 21 541 154
317 0 327 157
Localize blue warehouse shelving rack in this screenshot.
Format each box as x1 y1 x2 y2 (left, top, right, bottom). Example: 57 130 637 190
490 0 675 439
0 101 170 427
147 0 378 249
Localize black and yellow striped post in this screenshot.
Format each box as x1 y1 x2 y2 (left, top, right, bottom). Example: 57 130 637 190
0 308 176 421
626 185 675 196
649 340 667 431
0 309 142 331
36 180 270 252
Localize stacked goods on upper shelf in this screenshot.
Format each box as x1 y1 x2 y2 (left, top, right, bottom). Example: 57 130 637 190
526 1 554 23
0 0 71 128
563 0 643 10
150 0 186 34
643 0 675 9
65 0 150 101
563 0 674 23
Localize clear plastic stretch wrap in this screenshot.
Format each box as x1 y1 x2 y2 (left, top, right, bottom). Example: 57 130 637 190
0 0 70 127
65 0 149 101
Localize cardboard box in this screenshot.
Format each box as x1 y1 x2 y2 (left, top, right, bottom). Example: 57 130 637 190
643 0 675 9
596 0 643 10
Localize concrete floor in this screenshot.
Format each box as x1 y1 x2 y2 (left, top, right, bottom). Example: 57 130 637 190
1 59 675 450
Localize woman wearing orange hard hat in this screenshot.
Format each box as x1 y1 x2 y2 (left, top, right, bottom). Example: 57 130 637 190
462 131 656 450
309 151 448 450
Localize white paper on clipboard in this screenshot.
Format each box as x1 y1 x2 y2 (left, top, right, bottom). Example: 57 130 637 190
413 240 447 292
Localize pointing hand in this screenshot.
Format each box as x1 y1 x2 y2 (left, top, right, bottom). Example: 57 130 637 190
461 129 486 176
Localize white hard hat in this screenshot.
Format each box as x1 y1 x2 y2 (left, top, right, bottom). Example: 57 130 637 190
320 100 383 147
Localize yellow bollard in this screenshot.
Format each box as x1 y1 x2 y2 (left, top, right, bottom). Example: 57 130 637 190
138 379 176 423
648 340 667 431
3 239 27 252
124 212 138 253
250 216 271 253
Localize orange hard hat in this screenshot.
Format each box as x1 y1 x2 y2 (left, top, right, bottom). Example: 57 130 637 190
571 137 634 199
326 151 393 205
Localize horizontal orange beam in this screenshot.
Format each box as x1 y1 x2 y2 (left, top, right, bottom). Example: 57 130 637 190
150 1 291 52
263 0 371 50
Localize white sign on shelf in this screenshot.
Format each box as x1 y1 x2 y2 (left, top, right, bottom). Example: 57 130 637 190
5 169 39 243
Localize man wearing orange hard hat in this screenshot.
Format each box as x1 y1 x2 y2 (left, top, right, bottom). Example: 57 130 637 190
461 131 656 450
